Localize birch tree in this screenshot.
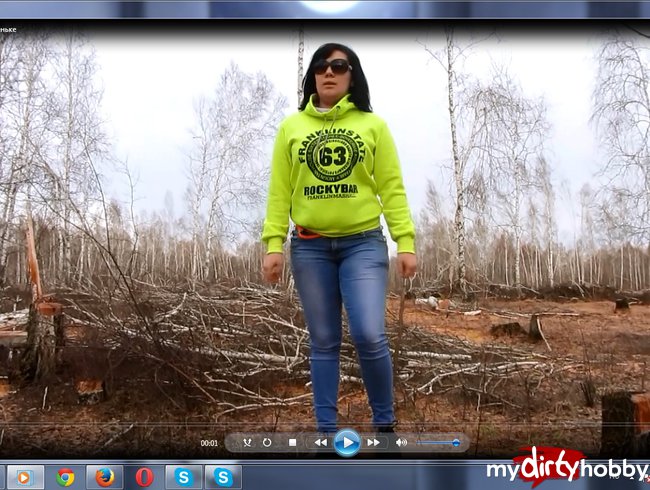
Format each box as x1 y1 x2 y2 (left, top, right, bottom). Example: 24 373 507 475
0 35 50 285
186 62 286 283
592 31 650 242
297 25 304 107
187 97 210 282
415 180 454 286
0 34 24 284
536 157 557 287
579 183 598 285
45 30 108 283
423 27 490 296
476 68 549 289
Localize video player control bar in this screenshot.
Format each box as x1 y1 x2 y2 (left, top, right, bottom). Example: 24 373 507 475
225 431 469 455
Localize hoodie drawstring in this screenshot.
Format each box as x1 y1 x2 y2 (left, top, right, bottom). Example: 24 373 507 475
317 106 340 164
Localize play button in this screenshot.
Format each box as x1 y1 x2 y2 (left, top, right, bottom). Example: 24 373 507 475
7 466 44 490
334 429 361 457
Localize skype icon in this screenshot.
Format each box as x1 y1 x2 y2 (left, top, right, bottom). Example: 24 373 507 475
205 466 242 489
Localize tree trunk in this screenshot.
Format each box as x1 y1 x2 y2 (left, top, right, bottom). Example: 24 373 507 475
0 180 19 285
58 224 66 282
445 28 467 296
297 25 304 107
513 157 522 289
78 235 85 282
620 244 625 290
20 302 64 382
504 240 509 286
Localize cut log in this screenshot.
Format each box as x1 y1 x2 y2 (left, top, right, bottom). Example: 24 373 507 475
463 310 482 316
75 378 106 405
634 431 650 457
438 298 451 311
601 391 650 457
0 376 13 398
67 344 110 404
415 296 438 309
627 290 650 305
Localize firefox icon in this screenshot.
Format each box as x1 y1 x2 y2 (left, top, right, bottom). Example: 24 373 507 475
95 468 114 487
56 468 75 487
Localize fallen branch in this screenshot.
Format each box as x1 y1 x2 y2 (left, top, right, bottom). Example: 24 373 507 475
101 422 135 449
401 350 472 361
56 282 589 419
537 312 580 317
464 310 482 316
0 330 27 347
0 309 29 331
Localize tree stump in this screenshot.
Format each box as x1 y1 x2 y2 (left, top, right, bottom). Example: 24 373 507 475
601 391 650 457
490 322 525 337
615 298 630 313
528 314 552 351
75 378 107 405
0 376 12 398
19 302 63 382
528 314 543 341
68 344 110 405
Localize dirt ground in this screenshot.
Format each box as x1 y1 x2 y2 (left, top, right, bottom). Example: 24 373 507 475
0 292 647 459
387 297 650 457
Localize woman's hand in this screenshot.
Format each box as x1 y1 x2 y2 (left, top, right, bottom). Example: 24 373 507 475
263 253 284 283
397 252 417 278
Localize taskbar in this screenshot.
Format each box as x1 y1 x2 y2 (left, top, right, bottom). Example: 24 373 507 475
0 459 642 490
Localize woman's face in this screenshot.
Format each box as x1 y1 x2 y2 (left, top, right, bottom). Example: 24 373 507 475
314 49 352 109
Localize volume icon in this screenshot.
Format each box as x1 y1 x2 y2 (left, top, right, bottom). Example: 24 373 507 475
395 437 408 447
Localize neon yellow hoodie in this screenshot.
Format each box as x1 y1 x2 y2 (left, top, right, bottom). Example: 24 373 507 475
262 94 415 254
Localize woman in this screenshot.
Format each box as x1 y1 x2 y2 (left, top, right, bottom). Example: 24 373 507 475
262 43 417 434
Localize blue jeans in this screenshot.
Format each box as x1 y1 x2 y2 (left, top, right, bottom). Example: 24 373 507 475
290 227 395 433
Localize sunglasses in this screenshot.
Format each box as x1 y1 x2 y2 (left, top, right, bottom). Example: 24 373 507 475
314 58 352 75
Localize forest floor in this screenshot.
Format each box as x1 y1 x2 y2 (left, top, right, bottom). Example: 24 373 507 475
0 284 647 459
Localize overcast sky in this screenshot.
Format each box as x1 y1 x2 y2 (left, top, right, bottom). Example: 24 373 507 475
90 25 608 244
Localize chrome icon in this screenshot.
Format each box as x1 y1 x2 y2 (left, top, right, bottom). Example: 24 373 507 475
95 468 115 487
56 468 75 487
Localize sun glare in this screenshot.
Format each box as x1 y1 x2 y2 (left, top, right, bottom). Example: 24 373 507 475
300 1 360 14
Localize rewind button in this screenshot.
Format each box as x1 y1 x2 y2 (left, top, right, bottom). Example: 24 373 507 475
306 435 330 449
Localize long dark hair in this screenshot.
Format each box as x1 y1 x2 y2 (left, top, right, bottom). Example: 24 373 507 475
299 43 372 113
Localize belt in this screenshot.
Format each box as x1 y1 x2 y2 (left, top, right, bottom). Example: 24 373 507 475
294 226 382 240
296 225 322 240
